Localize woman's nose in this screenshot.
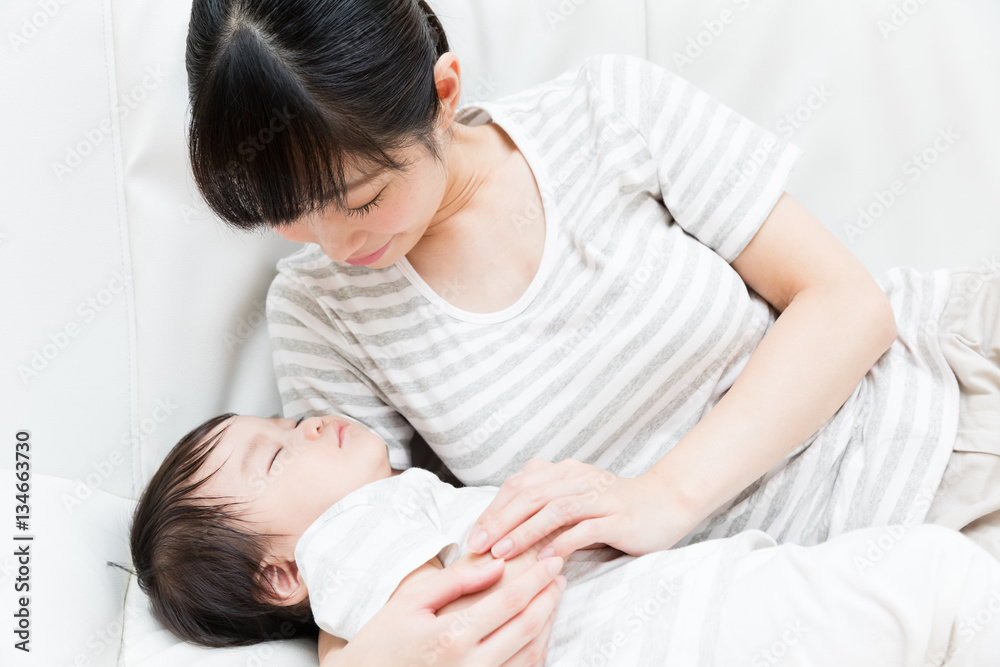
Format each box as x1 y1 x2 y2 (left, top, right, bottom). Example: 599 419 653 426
273 221 314 244
317 233 367 263
272 218 366 262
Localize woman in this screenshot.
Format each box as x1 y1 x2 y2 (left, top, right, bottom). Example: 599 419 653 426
185 0 1000 664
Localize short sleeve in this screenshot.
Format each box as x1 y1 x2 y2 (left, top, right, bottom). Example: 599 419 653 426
294 471 461 640
266 258 415 469
584 54 802 263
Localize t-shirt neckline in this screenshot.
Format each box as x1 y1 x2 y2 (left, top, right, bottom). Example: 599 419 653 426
394 101 556 325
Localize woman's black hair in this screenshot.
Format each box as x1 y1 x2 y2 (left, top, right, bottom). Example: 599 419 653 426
129 413 318 647
185 0 452 231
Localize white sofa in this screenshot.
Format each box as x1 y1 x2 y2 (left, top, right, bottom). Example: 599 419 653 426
2 0 999 664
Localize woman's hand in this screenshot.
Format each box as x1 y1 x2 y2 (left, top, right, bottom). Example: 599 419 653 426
465 458 698 561
323 551 567 667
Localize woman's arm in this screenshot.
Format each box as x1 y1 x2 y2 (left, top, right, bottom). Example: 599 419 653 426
641 192 897 528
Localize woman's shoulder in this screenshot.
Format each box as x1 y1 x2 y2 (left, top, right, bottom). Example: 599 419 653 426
266 243 336 314
463 53 678 133
578 52 689 105
471 52 648 105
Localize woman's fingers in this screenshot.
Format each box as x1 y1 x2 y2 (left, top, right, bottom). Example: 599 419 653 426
468 464 583 554
402 557 507 613
478 563 567 667
465 556 565 661
497 578 563 667
536 517 611 561
489 495 593 560
466 467 549 553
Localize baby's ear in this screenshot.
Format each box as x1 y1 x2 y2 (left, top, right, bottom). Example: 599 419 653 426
258 557 308 607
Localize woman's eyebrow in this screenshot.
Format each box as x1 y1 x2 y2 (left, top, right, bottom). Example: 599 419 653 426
346 168 388 191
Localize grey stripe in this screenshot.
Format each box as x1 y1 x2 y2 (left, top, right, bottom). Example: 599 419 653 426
298 273 412 303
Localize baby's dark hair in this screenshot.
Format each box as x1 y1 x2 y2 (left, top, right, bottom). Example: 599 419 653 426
186 0 452 230
129 412 318 648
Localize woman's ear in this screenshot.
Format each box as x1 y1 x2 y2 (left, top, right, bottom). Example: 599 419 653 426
259 556 308 607
433 52 462 127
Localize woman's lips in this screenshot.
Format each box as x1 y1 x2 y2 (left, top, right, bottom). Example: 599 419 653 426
346 241 390 266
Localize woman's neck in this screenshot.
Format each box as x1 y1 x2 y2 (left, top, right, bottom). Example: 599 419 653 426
421 121 509 243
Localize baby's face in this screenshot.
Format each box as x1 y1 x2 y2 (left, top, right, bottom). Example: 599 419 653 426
195 415 393 544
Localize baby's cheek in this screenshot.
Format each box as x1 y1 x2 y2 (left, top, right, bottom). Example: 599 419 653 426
248 472 268 494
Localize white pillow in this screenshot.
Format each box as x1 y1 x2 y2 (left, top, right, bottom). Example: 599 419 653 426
0 471 133 667
120 584 318 667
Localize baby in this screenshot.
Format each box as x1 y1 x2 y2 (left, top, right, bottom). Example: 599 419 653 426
130 413 1000 666
130 412 611 651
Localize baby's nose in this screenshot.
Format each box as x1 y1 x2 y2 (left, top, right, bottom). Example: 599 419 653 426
301 416 326 440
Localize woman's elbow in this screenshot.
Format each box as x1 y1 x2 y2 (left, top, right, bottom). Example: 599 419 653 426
862 286 898 353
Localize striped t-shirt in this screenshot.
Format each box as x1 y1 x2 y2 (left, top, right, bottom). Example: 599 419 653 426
267 53 959 546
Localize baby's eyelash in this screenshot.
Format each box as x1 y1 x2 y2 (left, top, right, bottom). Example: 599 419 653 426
345 190 384 219
268 447 282 473
295 416 305 427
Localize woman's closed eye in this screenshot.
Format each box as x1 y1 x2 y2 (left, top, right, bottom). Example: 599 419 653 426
346 188 385 218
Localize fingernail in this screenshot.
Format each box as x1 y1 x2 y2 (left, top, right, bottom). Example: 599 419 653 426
546 557 564 576
467 528 487 551
555 575 567 591
492 537 512 558
537 547 554 561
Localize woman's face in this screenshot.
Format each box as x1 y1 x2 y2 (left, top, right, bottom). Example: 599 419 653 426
273 142 450 268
